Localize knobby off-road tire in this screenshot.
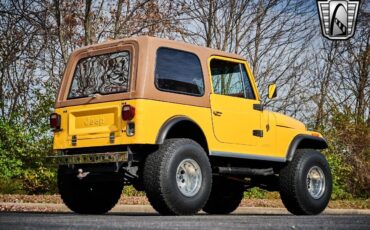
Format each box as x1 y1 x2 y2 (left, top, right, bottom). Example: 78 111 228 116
203 176 244 214
279 149 332 215
143 138 212 215
58 166 123 214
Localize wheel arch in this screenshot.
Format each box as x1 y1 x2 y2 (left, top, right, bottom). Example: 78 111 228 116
286 134 328 161
155 116 209 153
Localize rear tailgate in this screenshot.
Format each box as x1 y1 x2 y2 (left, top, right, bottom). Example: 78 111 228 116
66 101 123 142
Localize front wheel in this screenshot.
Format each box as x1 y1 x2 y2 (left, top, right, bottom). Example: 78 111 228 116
143 138 212 215
279 149 332 215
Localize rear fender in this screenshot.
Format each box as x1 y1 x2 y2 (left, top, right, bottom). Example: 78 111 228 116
156 116 195 144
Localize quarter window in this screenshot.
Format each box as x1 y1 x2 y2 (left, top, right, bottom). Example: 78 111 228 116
210 59 255 100
155 48 204 96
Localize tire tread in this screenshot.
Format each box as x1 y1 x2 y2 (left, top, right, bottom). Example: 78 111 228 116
143 138 211 215
279 149 332 215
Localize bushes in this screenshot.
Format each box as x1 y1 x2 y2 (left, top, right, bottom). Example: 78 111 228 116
0 177 24 194
21 167 57 194
244 187 268 199
0 119 56 195
123 186 145 196
319 111 370 200
324 152 352 200
244 188 280 199
0 122 27 179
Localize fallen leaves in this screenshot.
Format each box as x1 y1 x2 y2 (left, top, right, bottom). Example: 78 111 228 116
0 194 368 213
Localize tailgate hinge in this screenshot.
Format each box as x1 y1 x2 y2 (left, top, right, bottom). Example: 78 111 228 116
71 135 77 146
109 132 115 144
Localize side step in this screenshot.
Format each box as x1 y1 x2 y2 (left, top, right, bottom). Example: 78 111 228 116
216 167 274 176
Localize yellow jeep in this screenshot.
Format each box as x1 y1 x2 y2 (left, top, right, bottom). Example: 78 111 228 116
50 36 332 215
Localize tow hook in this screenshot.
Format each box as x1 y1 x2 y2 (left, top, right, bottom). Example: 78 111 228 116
77 168 90 180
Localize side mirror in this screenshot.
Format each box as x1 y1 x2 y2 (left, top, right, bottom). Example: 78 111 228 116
268 84 277 99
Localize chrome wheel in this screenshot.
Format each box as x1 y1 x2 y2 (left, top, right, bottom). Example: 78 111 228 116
306 166 326 199
176 159 202 197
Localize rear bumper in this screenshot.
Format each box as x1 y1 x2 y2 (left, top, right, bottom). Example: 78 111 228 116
47 151 128 165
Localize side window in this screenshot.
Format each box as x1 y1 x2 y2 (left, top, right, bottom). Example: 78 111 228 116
155 48 204 96
210 59 255 100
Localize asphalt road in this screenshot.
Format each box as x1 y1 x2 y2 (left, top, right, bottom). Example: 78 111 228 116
1 212 370 230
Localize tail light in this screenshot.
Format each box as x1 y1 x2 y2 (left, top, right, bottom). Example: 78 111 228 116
50 113 61 131
122 105 135 120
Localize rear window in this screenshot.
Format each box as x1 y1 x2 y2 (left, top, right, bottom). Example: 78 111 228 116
68 51 131 99
155 47 204 96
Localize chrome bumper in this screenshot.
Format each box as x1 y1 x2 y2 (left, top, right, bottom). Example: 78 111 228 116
48 151 128 165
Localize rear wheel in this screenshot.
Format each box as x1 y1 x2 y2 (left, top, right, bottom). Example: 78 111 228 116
58 166 123 214
279 149 332 215
203 176 244 214
143 138 212 215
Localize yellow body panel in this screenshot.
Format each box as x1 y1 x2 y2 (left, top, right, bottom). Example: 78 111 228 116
53 99 213 149
53 101 127 149
53 98 317 161
210 94 261 146
208 55 263 147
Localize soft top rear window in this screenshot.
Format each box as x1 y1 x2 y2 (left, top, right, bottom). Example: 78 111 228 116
68 51 131 99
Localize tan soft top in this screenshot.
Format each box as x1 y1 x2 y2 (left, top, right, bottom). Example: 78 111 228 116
55 36 246 108
70 36 244 60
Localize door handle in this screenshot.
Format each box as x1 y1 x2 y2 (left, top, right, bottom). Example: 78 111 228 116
213 111 223 116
